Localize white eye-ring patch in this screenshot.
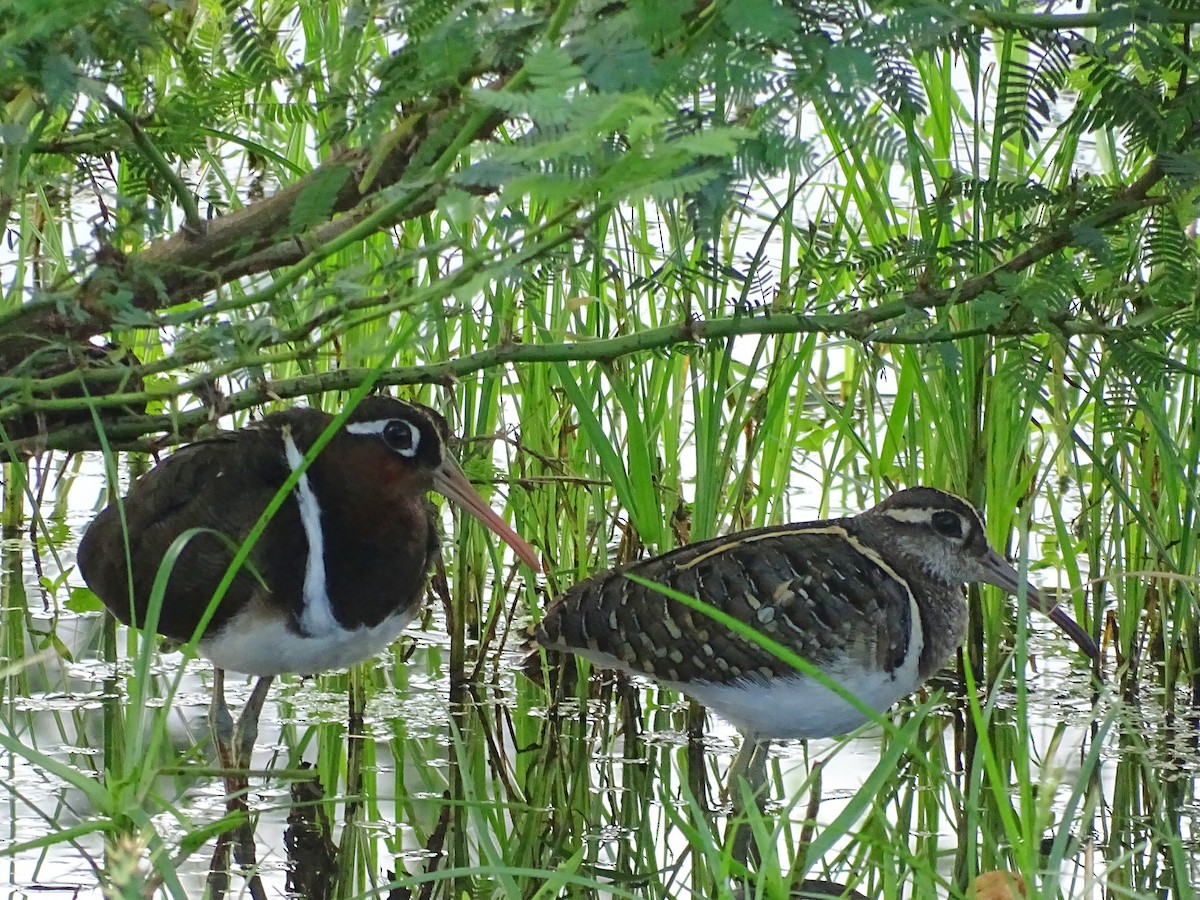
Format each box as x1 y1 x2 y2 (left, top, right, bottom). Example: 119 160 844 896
347 418 421 458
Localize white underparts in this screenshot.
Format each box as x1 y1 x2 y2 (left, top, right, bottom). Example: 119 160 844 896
201 607 414 677
682 664 924 739
282 429 337 637
558 642 929 739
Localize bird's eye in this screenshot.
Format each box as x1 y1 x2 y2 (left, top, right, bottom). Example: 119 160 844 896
382 419 420 457
931 510 963 538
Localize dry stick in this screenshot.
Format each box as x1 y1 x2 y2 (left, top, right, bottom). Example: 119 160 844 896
3 191 594 425
0 91 515 366
2 0 717 360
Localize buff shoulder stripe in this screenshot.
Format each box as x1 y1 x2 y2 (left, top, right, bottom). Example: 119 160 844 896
675 526 852 571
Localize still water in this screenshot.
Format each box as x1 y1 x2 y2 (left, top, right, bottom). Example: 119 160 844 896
0 459 1187 898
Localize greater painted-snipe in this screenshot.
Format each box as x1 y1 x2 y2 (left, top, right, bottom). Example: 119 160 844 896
79 397 540 772
534 487 1096 748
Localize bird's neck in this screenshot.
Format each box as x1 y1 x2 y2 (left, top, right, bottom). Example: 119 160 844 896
914 582 969 678
853 526 970 679
284 430 437 631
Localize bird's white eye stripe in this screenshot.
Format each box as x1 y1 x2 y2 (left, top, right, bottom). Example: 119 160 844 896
347 417 423 458
346 420 389 435
881 508 936 524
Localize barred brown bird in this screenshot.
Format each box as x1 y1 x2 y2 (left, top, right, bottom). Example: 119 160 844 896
534 487 1096 743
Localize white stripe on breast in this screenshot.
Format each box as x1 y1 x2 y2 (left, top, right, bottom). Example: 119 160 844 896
835 531 925 683
282 429 337 636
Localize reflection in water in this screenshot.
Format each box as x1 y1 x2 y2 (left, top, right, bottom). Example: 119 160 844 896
0 605 1123 900
207 816 265 900
0 564 1190 899
284 763 337 900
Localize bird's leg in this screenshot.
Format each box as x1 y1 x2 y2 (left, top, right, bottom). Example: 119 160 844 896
207 829 232 900
745 738 771 796
209 674 271 900
726 732 772 804
234 675 274 769
209 668 236 771
208 668 255 895
728 733 772 870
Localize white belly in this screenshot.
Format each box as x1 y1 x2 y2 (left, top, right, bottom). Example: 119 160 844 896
680 665 925 739
200 608 414 677
562 639 926 740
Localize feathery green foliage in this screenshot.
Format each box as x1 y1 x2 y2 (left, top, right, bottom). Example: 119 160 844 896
4 0 1200 896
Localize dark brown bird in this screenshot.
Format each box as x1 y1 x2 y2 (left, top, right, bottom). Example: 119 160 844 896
79 397 540 769
534 487 1096 745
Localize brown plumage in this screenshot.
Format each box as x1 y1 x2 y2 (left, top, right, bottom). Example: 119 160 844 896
535 487 1096 741
79 396 539 770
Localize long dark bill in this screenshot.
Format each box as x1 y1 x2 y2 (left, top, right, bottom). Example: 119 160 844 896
1044 605 1099 659
981 548 1098 658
